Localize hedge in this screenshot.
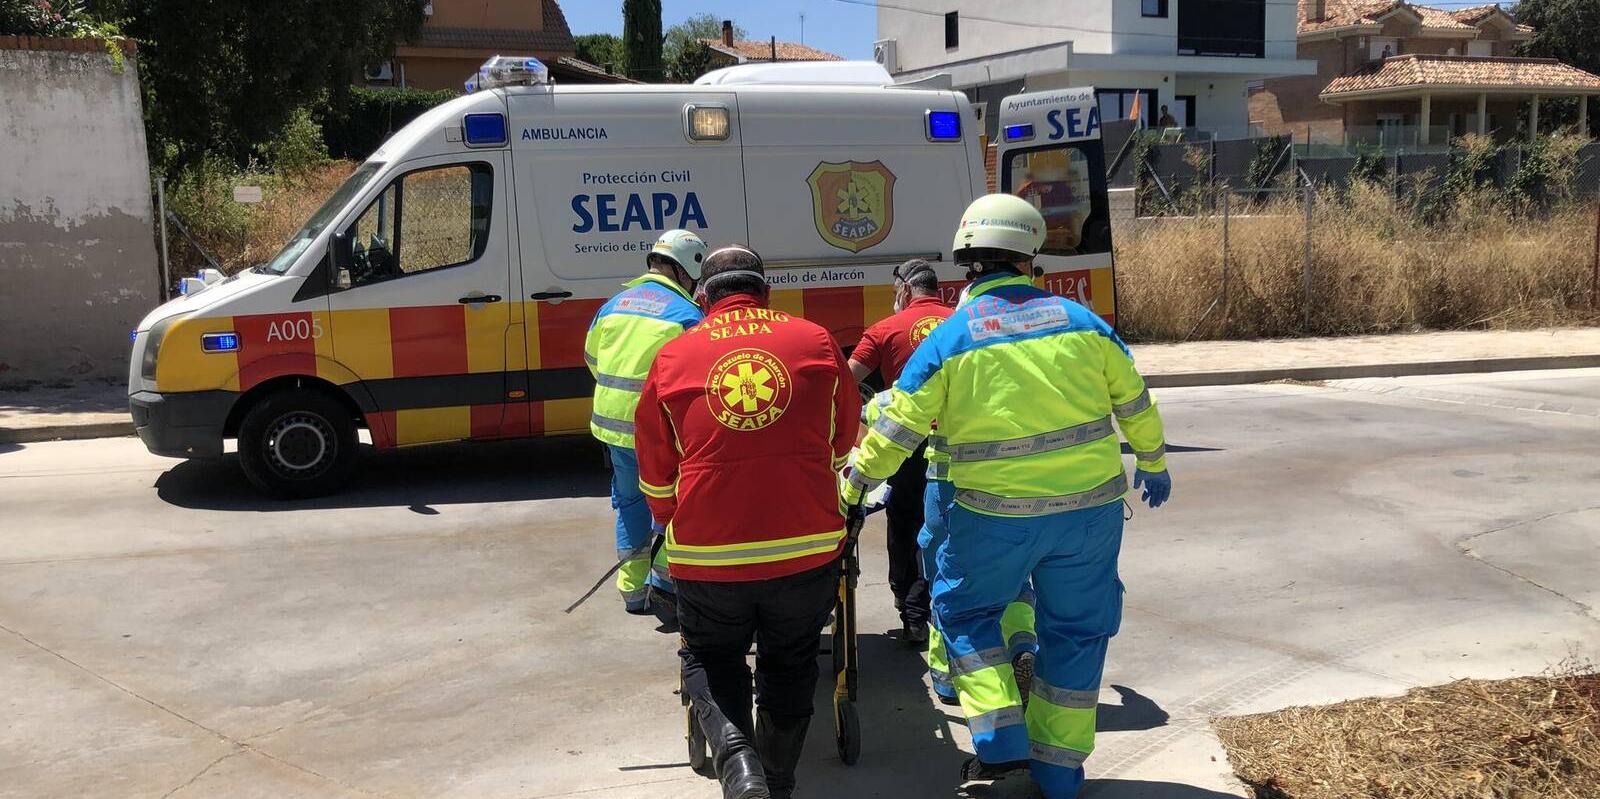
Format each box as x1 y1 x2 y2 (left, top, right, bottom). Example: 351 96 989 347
322 86 459 160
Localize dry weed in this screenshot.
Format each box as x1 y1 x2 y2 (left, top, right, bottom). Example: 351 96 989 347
1214 663 1600 799
1115 187 1600 341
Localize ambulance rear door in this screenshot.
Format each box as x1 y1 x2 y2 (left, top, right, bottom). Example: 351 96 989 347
995 88 1118 325
508 89 747 435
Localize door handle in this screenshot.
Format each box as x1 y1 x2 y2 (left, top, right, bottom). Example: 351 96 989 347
458 294 503 304
529 290 574 300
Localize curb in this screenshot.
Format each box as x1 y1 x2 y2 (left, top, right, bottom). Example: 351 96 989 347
2 354 1597 445
1144 353 1600 389
0 420 135 445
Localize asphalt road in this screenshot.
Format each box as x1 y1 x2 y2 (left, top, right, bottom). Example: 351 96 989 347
2 370 1598 799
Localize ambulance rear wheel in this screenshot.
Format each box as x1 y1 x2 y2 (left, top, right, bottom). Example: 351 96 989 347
238 388 358 499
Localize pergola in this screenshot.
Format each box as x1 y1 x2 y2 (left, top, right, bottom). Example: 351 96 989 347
1321 54 1600 144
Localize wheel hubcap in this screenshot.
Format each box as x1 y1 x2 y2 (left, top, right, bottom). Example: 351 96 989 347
265 413 333 478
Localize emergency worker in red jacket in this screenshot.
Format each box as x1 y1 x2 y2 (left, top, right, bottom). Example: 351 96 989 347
634 246 860 799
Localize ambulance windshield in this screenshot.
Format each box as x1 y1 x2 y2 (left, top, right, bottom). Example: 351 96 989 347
257 162 382 275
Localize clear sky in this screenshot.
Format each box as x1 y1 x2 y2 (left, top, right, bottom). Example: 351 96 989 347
561 0 879 61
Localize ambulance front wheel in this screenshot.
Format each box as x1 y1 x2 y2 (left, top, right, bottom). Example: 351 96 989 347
237 387 359 499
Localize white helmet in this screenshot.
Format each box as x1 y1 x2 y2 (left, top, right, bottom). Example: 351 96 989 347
649 229 710 279
951 194 1046 264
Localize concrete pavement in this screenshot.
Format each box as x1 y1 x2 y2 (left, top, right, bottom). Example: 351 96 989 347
5 327 1599 443
2 370 1599 798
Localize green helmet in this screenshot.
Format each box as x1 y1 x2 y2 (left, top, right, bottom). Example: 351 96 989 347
649 229 710 279
951 193 1046 264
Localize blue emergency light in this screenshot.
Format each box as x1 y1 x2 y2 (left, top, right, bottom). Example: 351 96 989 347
464 113 508 146
201 332 240 353
1005 123 1035 142
926 110 962 141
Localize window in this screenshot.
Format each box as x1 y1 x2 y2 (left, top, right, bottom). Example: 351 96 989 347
1178 0 1264 58
337 163 493 288
1370 36 1399 60
1096 88 1157 127
1003 144 1112 258
1142 0 1168 18
944 11 959 50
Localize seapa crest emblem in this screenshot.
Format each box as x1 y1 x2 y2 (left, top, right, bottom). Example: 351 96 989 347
806 160 896 253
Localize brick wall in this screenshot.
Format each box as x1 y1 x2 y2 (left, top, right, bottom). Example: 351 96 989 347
0 34 137 54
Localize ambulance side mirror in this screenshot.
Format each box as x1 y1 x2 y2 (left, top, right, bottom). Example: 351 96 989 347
329 230 354 289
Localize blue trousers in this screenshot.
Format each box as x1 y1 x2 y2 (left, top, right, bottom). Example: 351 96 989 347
608 444 672 604
934 499 1124 799
921 479 1038 702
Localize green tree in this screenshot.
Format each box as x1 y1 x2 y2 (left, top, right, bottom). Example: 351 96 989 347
622 0 662 81
575 32 625 74
663 13 745 82
1513 0 1600 133
125 0 425 172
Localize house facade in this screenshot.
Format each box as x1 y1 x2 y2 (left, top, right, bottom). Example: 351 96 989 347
875 0 1316 140
1251 0 1600 146
364 0 629 90
701 20 844 68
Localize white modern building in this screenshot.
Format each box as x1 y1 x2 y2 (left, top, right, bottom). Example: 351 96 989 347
876 0 1317 139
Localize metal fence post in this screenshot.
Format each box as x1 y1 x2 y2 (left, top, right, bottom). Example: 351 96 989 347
1303 181 1314 331
156 176 170 302
1222 190 1231 329
1592 201 1599 310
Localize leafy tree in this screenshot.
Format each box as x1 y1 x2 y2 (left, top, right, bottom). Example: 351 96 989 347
0 0 118 37
622 0 662 81
664 13 746 82
1513 0 1600 133
575 32 625 74
124 0 425 172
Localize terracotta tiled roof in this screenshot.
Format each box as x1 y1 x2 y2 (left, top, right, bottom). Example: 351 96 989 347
700 38 843 62
1299 0 1530 34
413 0 575 54
1322 54 1600 97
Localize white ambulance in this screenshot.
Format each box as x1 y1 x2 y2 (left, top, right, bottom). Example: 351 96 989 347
129 57 1115 497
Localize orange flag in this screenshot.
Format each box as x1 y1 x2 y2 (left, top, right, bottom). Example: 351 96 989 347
1128 92 1143 123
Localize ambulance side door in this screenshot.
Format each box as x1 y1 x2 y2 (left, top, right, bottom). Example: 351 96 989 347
325 151 515 447
508 91 747 436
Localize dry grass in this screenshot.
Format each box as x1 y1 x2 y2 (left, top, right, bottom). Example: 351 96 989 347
169 161 358 275
1214 667 1600 799
1115 186 1600 341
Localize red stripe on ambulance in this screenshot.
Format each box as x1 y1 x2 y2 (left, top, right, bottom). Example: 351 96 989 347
390 305 468 377
801 286 865 348
234 312 317 391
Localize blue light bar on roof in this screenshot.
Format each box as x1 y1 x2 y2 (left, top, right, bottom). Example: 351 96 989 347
927 110 962 141
201 332 240 353
1005 123 1035 142
464 113 508 146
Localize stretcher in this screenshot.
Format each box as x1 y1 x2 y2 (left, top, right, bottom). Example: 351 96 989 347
684 499 875 772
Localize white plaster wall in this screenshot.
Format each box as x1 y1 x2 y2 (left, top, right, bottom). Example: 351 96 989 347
879 0 1114 74
1176 74 1252 135
0 46 158 384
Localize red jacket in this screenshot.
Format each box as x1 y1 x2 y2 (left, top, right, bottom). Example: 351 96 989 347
635 293 860 582
850 296 954 385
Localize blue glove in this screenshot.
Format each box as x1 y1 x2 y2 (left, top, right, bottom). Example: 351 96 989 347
1133 469 1171 509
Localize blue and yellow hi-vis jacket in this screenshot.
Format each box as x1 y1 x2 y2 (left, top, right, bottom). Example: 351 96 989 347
850 273 1167 517
584 274 703 448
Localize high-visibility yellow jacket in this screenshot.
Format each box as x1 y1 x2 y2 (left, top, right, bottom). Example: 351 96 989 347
851 273 1167 517
584 274 703 448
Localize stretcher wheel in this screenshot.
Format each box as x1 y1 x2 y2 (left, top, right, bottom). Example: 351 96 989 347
686 703 713 777
834 697 861 765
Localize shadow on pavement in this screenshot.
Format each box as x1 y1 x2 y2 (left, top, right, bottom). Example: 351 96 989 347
0 442 22 456
1082 779 1244 798
1098 685 1170 733
154 436 610 511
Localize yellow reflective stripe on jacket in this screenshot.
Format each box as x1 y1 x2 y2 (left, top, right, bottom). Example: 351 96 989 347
664 528 845 567
851 273 1168 516
584 274 702 447
639 478 676 499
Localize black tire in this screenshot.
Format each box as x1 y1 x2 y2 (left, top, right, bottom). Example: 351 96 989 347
237 387 359 499
835 698 861 765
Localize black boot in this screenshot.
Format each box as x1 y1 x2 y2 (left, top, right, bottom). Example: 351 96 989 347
695 702 770 799
756 709 811 799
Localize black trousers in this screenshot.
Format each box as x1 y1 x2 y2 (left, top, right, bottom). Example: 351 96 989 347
677 559 841 735
885 444 930 625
